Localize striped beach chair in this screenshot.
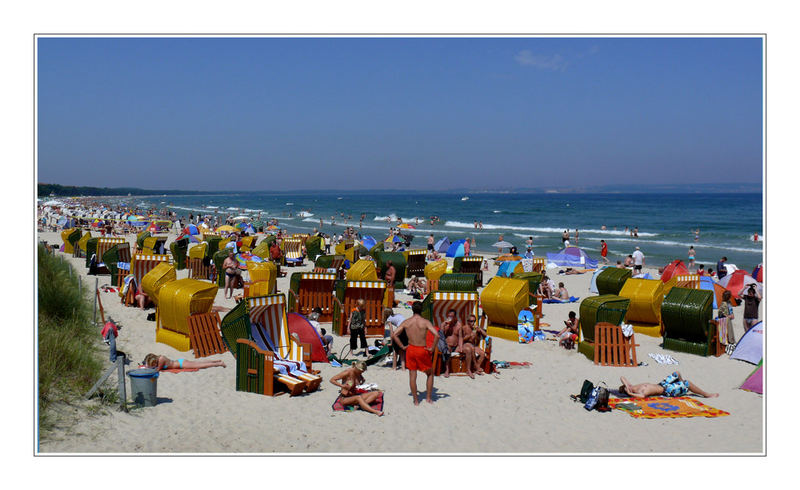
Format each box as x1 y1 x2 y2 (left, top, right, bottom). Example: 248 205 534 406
332 280 386 338
282 238 304 266
93 237 127 276
131 253 172 286
142 235 168 255
424 291 493 376
405 249 427 278
287 272 337 321
455 256 485 286
225 295 321 396
235 339 306 397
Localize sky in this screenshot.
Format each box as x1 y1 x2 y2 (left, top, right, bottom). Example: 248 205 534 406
36 36 764 191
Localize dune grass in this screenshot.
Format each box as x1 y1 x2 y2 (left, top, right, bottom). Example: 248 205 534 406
38 244 106 431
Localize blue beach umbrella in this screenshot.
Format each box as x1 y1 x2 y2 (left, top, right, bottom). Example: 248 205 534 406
496 260 521 277
434 236 450 253
361 236 377 250
385 235 403 243
446 239 467 258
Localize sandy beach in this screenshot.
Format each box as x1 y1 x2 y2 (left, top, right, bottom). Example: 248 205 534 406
35 225 763 455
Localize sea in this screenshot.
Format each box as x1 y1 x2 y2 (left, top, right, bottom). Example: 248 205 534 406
128 192 764 271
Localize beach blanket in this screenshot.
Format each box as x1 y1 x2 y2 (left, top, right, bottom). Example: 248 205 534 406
543 296 580 304
649 353 680 365
332 391 384 412
609 397 729 419
716 317 730 346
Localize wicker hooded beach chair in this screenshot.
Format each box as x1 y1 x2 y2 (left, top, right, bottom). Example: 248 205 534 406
424 291 492 375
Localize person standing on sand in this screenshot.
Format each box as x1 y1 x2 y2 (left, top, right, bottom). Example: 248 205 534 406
688 246 696 268
384 260 396 287
600 240 608 264
348 299 369 356
632 247 644 274
574 229 579 246
391 301 439 405
463 237 470 257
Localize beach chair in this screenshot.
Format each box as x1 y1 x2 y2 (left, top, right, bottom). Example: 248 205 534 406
374 251 406 289
454 256 484 286
424 279 439 295
619 278 665 337
661 287 718 357
292 233 310 245
595 267 632 296
235 339 307 397
169 237 189 270
591 322 639 367
244 261 277 298
187 257 215 281
142 235 168 255
577 295 631 362
223 295 320 396
61 228 81 254
74 231 92 258
140 262 176 306
313 254 345 276
405 249 428 278
135 231 151 251
239 235 258 252
95 237 128 277
437 273 480 292
186 311 228 358
288 272 337 321
103 242 131 288
131 253 172 287
282 238 304 266
204 235 223 259
481 277 532 342
332 280 386 338
156 278 218 351
423 291 493 375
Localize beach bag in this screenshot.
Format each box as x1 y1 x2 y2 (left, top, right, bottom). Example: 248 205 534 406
437 330 451 363
579 380 594 403
584 382 610 411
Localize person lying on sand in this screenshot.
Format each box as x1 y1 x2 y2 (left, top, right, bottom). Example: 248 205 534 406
329 361 384 416
619 372 718 398
143 354 226 371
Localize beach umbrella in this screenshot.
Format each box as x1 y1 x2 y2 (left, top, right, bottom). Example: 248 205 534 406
183 224 200 235
434 236 450 253
752 264 763 283
385 235 403 243
545 246 598 269
492 240 514 250
128 215 146 222
147 222 159 232
232 215 250 221
266 225 278 231
660 260 690 283
361 235 377 250
235 252 264 270
446 239 467 258
216 225 237 233
235 221 247 230
495 254 523 262
178 233 201 244
719 269 762 295
398 223 416 229
244 225 257 235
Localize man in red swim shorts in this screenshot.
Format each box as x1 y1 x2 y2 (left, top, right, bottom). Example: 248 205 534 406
391 301 439 405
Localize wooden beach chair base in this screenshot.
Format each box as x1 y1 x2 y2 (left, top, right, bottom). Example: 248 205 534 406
187 312 228 358
592 322 638 367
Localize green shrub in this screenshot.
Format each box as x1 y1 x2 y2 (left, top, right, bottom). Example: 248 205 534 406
37 245 104 429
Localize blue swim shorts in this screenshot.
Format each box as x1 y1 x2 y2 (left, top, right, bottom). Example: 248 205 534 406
659 372 689 397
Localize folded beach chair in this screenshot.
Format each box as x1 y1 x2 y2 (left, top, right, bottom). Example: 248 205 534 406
577 295 631 362
142 235 168 255
453 256 484 286
661 287 719 357
282 238 304 266
131 253 172 287
405 249 428 278
332 280 387 338
423 291 493 375
288 272 337 321
186 311 228 358
61 228 81 255
94 237 128 277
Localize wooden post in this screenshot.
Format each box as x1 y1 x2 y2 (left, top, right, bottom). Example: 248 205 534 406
93 278 98 324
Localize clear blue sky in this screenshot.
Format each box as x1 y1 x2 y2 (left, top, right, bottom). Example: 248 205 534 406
37 37 763 191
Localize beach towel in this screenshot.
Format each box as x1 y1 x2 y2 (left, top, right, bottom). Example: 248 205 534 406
649 353 679 365
521 258 533 272
716 317 729 346
543 296 580 304
137 364 199 373
609 397 729 419
332 391 384 412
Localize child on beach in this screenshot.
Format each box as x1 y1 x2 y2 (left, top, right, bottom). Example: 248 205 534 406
143 354 226 371
556 311 579 349
329 361 384 416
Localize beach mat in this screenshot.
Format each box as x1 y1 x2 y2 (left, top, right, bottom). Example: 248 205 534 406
609 397 729 419
139 364 199 373
543 296 580 304
332 392 384 412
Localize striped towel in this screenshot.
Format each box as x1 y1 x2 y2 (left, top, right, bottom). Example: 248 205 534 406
716 317 729 345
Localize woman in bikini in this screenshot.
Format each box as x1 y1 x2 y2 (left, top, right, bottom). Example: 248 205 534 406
222 251 240 299
329 361 384 416
143 354 226 370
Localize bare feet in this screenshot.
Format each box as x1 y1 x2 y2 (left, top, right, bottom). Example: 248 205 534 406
413 398 420 406
443 372 450 378
426 398 433 404
377 411 384 416
220 361 227 368
468 371 475 379
707 393 719 398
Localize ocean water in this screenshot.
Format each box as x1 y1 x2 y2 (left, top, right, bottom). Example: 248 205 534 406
132 192 764 271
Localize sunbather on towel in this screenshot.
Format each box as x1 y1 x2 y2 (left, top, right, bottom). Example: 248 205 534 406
554 282 570 300
619 372 718 399
329 361 384 416
143 353 226 371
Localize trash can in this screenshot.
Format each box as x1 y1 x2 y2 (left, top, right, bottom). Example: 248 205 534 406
127 368 159 407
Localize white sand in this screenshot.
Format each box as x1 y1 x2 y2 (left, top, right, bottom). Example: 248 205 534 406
36 230 763 454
